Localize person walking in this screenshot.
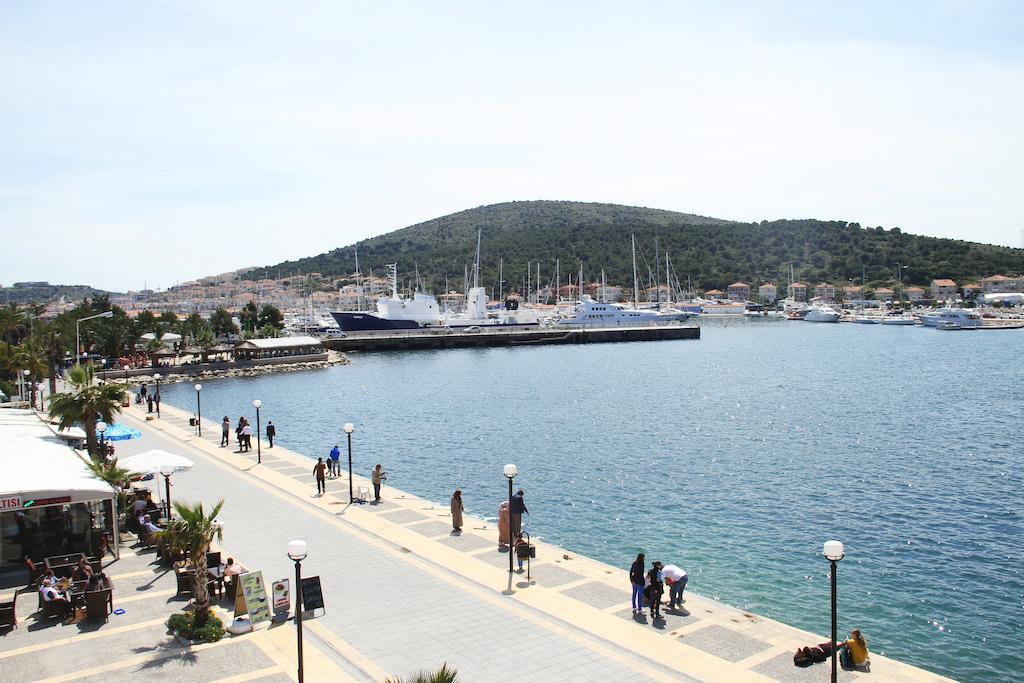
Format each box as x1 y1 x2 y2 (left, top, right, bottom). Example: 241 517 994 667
266 421 276 448
241 421 252 452
450 490 464 532
630 553 646 614
647 562 665 620
371 464 384 503
313 457 327 495
510 489 528 538
662 563 688 610
329 445 341 478
220 417 230 447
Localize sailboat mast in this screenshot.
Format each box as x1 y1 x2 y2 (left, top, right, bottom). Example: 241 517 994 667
631 234 640 308
654 238 660 309
473 229 481 289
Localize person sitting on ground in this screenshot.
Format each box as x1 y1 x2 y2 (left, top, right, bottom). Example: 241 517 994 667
646 562 665 620
223 557 243 576
840 629 869 668
71 557 94 582
661 563 688 610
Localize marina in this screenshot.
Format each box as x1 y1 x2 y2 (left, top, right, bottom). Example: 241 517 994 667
157 322 1024 683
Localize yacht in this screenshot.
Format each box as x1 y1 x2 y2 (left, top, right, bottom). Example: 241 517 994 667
918 308 982 329
331 264 445 331
804 304 841 323
879 314 917 326
553 296 691 327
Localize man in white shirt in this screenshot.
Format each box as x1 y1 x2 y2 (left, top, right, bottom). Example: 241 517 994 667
661 564 688 610
39 579 71 616
241 424 253 452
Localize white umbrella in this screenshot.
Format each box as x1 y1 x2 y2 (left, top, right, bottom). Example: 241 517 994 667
56 426 87 440
119 450 194 516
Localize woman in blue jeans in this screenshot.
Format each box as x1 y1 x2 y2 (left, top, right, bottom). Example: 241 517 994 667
629 553 646 614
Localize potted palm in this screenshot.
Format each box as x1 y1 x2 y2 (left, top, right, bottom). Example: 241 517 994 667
161 500 225 643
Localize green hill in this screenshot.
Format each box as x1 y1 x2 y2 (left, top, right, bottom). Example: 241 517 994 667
245 200 1024 294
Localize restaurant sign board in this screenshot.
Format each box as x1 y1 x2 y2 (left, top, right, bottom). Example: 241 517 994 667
0 496 21 510
239 571 271 625
300 575 325 615
271 578 290 622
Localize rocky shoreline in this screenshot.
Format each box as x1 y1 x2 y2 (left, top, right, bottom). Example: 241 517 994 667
112 351 350 386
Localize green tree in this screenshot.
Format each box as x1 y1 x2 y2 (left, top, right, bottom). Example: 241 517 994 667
48 363 127 460
196 328 216 362
157 311 180 335
180 312 208 343
134 310 158 336
257 304 284 330
239 302 258 333
159 500 224 626
209 307 239 338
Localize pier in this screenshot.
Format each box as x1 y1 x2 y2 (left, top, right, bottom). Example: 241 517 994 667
324 323 700 352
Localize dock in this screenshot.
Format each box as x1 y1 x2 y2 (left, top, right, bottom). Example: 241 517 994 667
323 323 700 352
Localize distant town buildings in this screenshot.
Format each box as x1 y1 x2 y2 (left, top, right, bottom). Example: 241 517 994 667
930 279 957 300
726 282 751 302
981 274 1021 293
788 282 808 301
904 286 925 301
758 283 777 301
814 283 836 301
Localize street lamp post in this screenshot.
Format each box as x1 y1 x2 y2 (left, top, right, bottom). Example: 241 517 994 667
253 400 262 464
503 463 518 574
343 423 354 503
75 311 114 367
97 421 107 461
22 369 33 409
287 540 308 683
160 467 174 519
194 384 202 436
154 373 162 418
823 540 845 683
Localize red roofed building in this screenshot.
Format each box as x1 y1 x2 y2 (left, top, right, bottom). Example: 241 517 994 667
726 282 751 302
930 279 957 300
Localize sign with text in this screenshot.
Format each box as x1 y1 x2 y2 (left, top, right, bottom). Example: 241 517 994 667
272 578 290 622
300 575 325 614
0 497 22 510
239 571 271 625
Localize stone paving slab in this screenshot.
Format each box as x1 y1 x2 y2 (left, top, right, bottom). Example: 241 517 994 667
378 509 430 524
614 606 704 634
471 548 517 569
679 623 773 663
753 651 863 682
406 520 454 537
246 674 292 683
559 581 628 609
3 623 174 679
526 562 585 587
70 640 275 682
436 532 493 552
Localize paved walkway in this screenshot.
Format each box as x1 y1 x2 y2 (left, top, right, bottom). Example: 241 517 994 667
3 401 956 682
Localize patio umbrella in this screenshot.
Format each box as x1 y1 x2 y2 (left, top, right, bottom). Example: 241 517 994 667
56 426 87 442
95 423 142 441
119 450 194 516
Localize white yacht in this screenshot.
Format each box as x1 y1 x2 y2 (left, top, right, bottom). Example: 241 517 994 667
554 296 691 327
803 304 841 323
918 308 982 329
331 264 445 331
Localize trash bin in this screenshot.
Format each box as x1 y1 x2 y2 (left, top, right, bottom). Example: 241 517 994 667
189 417 196 426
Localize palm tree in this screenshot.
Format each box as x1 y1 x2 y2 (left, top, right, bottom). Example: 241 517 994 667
86 457 138 529
385 663 458 683
160 500 224 626
48 363 127 460
196 328 216 363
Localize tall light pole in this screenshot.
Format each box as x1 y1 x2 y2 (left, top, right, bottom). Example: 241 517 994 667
503 463 518 575
823 540 845 683
343 423 354 503
76 310 113 366
287 540 308 683
154 373 162 418
194 384 202 436
160 466 174 519
97 421 107 461
253 399 262 464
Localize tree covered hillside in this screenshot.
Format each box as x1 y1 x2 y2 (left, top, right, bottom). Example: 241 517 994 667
245 201 1024 292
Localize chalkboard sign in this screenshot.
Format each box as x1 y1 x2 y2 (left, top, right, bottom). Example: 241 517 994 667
300 575 324 613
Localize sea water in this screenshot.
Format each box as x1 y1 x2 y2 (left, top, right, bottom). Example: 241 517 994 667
159 322 1023 681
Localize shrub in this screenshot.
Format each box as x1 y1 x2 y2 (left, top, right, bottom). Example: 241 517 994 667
385 662 458 683
166 611 225 643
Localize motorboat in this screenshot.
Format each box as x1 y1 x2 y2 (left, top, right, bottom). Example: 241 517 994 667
879 314 916 326
331 264 445 331
553 295 692 327
804 304 841 323
918 308 982 329
937 321 976 331
852 315 880 324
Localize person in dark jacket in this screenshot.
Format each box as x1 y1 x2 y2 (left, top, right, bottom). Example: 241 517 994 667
221 417 230 447
647 562 664 620
266 421 276 447
510 489 528 537
630 553 646 614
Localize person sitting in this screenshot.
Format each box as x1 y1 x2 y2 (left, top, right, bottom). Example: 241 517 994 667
222 558 243 577
71 557 94 582
840 629 870 669
39 579 72 617
140 515 161 534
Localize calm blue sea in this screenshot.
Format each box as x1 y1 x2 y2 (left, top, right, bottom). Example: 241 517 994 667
159 321 1023 682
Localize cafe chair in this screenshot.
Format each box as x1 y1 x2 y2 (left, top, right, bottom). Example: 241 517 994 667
205 551 221 567
0 598 17 630
41 598 69 621
86 589 112 623
175 570 193 597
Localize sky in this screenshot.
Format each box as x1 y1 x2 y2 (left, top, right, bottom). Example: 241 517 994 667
1 1 1022 292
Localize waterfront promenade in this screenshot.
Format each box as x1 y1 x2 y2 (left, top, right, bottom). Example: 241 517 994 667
3 401 955 682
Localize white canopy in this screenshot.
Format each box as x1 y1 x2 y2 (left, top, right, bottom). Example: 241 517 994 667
119 449 194 475
0 409 115 507
140 332 183 342
56 426 87 440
